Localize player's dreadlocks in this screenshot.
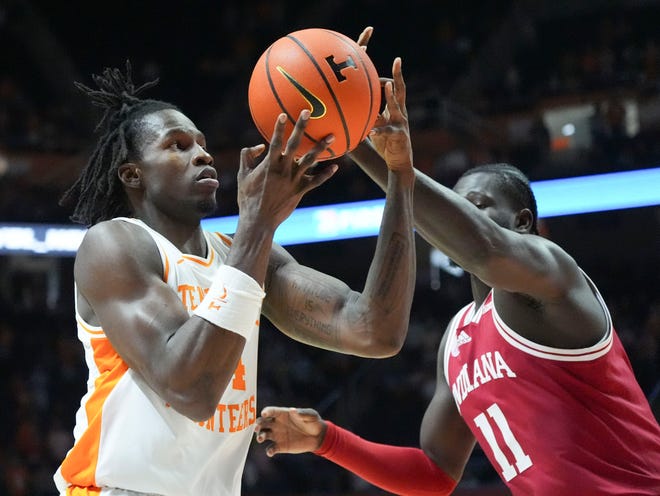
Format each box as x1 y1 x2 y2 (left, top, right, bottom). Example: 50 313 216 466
59 61 180 226
460 163 540 234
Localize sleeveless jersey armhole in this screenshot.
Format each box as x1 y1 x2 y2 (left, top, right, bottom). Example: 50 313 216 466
580 269 613 344
490 274 614 360
113 217 172 284
443 303 475 386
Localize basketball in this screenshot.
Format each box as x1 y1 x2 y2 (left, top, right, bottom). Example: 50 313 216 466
248 28 381 160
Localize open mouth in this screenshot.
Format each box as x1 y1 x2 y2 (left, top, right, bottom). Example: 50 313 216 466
196 166 218 181
195 167 219 188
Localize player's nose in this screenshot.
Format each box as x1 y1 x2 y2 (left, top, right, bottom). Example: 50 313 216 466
193 144 214 166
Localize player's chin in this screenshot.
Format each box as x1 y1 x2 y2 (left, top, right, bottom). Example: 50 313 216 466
197 197 218 216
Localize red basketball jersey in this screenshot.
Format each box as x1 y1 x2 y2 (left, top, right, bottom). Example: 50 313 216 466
444 289 660 495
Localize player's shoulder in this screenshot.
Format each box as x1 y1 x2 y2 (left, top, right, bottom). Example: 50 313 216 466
74 220 164 299
76 219 160 273
81 219 150 252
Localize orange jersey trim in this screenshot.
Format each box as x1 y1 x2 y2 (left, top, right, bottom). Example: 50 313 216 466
66 485 102 495
162 249 171 283
60 336 128 487
213 232 233 247
77 317 105 336
179 248 215 267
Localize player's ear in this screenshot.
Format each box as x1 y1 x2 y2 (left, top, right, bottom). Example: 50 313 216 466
514 208 534 233
118 163 142 189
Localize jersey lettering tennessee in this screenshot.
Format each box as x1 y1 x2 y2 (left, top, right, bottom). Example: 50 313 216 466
54 218 257 496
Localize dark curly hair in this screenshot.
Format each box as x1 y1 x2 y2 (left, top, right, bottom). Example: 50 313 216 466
59 61 180 226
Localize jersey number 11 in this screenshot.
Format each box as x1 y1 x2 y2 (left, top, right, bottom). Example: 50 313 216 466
473 403 533 482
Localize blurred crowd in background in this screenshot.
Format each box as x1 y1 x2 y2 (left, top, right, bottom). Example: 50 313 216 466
0 1 659 495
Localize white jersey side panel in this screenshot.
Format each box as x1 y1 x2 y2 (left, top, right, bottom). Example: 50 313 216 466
56 218 258 496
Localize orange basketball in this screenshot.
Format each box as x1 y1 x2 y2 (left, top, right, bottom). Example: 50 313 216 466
248 28 381 160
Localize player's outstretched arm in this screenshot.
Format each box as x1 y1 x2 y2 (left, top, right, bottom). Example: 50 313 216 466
255 406 457 496
261 59 415 357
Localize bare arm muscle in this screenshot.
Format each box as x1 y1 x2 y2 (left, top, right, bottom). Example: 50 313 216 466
420 329 476 481
75 221 246 421
262 236 411 357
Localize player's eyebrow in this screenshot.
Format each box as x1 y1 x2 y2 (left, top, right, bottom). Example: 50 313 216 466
162 127 206 142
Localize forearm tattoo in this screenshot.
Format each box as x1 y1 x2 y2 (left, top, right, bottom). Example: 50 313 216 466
374 232 407 301
281 279 340 342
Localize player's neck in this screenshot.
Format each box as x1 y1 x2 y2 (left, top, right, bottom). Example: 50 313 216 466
470 276 491 307
138 214 207 256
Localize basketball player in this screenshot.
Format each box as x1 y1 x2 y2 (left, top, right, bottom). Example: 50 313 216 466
53 58 416 496
254 50 660 495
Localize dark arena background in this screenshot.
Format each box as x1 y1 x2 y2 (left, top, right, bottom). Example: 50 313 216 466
1 1 659 495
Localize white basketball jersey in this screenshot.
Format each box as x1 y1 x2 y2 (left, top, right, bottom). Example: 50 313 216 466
54 218 259 496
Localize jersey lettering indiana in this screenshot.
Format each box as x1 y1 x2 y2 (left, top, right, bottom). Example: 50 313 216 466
444 276 660 495
54 218 258 496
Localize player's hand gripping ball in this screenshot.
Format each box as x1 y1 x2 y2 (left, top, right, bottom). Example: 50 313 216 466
248 28 381 160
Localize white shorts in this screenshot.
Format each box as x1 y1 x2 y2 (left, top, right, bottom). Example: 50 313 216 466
101 489 163 496
59 489 163 496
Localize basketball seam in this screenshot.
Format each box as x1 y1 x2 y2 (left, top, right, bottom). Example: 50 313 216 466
265 42 337 158
287 32 352 154
250 48 272 144
323 29 379 148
